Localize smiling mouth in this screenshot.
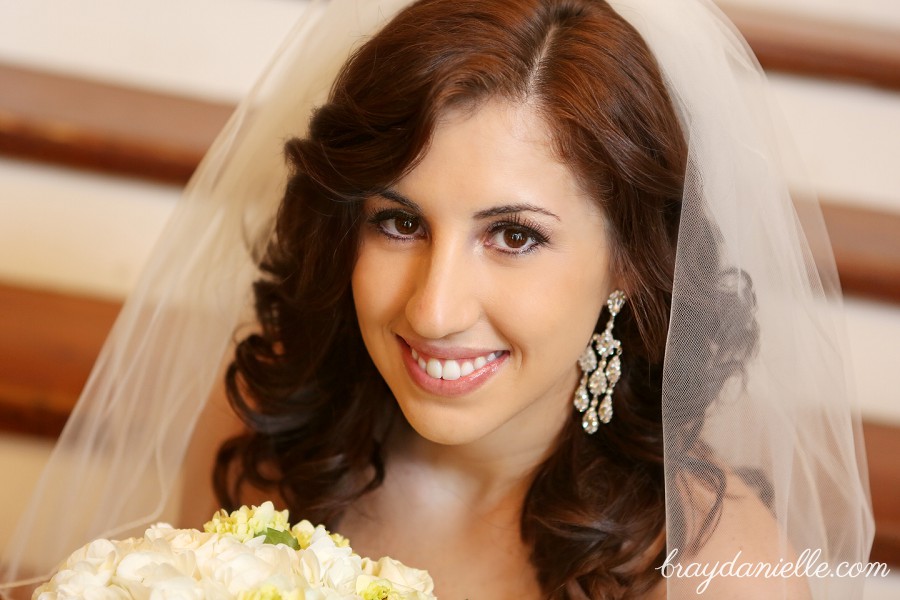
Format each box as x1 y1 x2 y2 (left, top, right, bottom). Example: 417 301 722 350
409 347 505 381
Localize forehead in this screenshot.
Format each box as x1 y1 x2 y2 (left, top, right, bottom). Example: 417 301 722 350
430 99 555 166
398 100 596 216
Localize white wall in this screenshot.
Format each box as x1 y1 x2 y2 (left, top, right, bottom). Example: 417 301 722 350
0 0 308 102
0 159 178 298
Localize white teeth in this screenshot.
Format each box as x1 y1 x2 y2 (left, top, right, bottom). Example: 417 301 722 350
412 349 501 380
442 360 461 381
426 358 443 379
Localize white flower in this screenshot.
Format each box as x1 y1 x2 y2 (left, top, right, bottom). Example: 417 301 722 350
34 505 436 600
361 557 434 598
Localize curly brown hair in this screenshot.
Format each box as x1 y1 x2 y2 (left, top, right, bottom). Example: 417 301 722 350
215 1 758 598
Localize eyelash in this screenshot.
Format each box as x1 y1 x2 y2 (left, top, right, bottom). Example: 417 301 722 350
364 208 551 256
366 208 427 240
485 214 551 255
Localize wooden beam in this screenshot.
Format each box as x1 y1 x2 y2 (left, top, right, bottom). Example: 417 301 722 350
0 63 233 183
862 421 900 567
724 6 900 91
822 202 900 303
0 283 119 437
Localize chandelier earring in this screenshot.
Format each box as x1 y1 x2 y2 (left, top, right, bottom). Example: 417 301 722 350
573 290 626 434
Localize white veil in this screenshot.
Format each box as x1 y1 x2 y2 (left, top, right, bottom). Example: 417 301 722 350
0 0 873 598
612 1 874 596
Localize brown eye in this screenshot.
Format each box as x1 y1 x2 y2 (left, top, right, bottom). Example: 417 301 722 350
486 221 547 255
503 228 529 249
395 216 420 235
374 211 424 239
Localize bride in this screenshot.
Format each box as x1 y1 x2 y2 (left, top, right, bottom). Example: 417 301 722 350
1 0 873 599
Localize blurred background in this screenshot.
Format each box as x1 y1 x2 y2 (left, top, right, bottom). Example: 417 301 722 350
0 0 898 596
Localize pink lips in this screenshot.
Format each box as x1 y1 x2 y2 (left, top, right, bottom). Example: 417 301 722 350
397 336 507 397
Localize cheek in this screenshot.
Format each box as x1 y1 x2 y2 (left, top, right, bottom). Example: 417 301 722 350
491 256 610 362
351 241 409 336
351 244 384 336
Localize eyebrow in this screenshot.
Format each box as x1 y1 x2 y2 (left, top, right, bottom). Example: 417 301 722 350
377 188 561 221
378 188 422 212
473 204 560 221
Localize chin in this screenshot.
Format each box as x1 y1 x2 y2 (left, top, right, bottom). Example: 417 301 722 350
393 394 501 447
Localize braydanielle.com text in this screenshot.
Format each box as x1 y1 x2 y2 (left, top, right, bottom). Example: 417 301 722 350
657 548 891 594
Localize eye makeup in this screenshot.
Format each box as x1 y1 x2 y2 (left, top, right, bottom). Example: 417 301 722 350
363 192 555 256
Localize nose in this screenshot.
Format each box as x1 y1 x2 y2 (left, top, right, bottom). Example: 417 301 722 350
405 239 480 340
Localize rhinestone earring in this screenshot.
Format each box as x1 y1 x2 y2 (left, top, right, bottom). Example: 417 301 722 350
573 290 626 434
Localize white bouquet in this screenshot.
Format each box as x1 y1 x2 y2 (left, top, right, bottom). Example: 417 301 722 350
34 502 435 600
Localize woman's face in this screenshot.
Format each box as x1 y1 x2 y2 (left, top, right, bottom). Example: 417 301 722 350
352 100 613 450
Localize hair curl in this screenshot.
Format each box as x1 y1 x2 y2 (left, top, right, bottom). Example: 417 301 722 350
215 1 758 598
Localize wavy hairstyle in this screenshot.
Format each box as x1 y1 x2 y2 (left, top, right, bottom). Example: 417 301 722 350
215 0 758 597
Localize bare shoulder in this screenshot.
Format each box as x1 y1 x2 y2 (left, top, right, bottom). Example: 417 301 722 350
657 471 812 599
